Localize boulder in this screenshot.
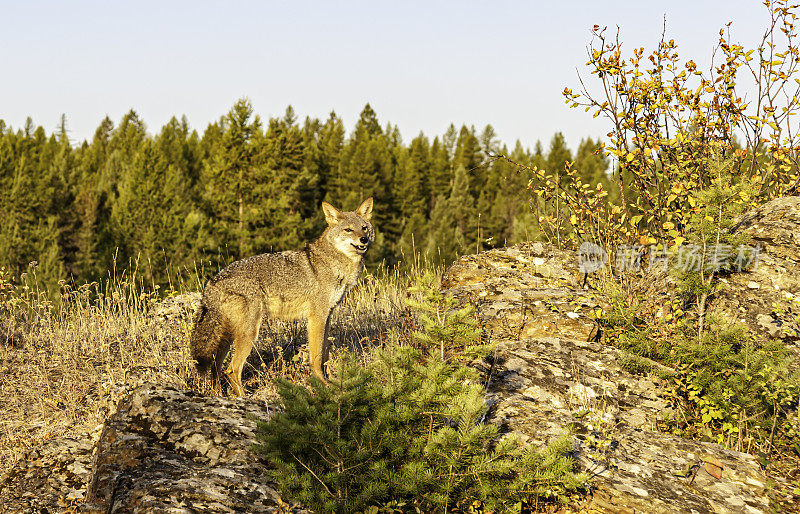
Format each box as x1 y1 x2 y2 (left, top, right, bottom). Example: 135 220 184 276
0 432 95 513
83 385 306 513
442 242 602 342
714 196 800 349
443 241 770 513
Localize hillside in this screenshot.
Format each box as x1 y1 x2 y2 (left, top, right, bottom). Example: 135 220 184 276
0 197 798 511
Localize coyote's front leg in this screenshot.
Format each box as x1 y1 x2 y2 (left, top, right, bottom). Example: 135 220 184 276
307 310 331 383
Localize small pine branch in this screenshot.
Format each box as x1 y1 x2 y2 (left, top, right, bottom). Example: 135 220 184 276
407 270 489 360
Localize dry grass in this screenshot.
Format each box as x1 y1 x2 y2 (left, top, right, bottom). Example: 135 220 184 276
0 263 418 479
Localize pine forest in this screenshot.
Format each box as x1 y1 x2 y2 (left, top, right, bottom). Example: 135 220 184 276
0 100 610 293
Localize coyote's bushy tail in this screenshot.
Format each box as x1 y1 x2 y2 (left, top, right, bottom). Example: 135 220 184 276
190 303 224 376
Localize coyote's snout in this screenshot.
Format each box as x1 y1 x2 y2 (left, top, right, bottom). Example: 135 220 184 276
190 197 374 396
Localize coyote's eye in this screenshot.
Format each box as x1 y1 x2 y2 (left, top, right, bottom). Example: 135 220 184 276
344 228 353 233
362 225 367 231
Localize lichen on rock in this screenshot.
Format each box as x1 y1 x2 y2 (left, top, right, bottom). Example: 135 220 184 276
443 240 772 513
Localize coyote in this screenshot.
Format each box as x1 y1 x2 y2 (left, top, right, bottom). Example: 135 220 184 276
190 198 374 396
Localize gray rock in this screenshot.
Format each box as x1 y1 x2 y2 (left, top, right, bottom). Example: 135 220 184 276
443 242 771 513
0 432 95 513
715 196 800 347
443 242 603 342
83 385 306 513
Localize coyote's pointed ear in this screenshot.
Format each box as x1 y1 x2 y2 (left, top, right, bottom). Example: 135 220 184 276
356 197 374 221
322 201 344 225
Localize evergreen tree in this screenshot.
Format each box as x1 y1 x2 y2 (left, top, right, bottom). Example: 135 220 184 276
506 141 540 243
442 123 458 160
110 139 195 284
397 211 427 262
253 108 317 251
0 133 25 277
381 122 403 260
71 117 115 281
546 132 572 177
532 140 546 170
200 98 261 261
98 110 149 270
334 104 383 206
425 196 463 267
453 125 484 198
0 107 608 289
257 275 587 512
481 142 537 247
510 139 532 166
157 115 201 188
477 153 506 247
316 112 345 203
356 103 382 136
49 125 79 278
510 210 540 244
199 120 224 161
427 137 451 204
399 134 430 220
573 137 609 185
106 110 147 190
425 165 475 265
26 217 65 293
0 120 69 291
450 164 477 248
479 124 500 155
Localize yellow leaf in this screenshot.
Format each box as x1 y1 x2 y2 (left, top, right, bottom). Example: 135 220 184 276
626 152 635 162
703 457 724 480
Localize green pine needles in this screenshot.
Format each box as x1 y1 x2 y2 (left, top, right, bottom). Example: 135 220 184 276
256 275 586 512
406 270 488 360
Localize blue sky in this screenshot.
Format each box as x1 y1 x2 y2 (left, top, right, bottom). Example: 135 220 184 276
1 1 768 151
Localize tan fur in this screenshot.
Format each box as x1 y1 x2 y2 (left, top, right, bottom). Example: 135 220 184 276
190 198 374 396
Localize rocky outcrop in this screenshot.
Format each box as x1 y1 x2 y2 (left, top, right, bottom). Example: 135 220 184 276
0 432 95 513
83 385 305 513
4 200 798 512
443 241 771 513
715 196 800 349
442 244 603 343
